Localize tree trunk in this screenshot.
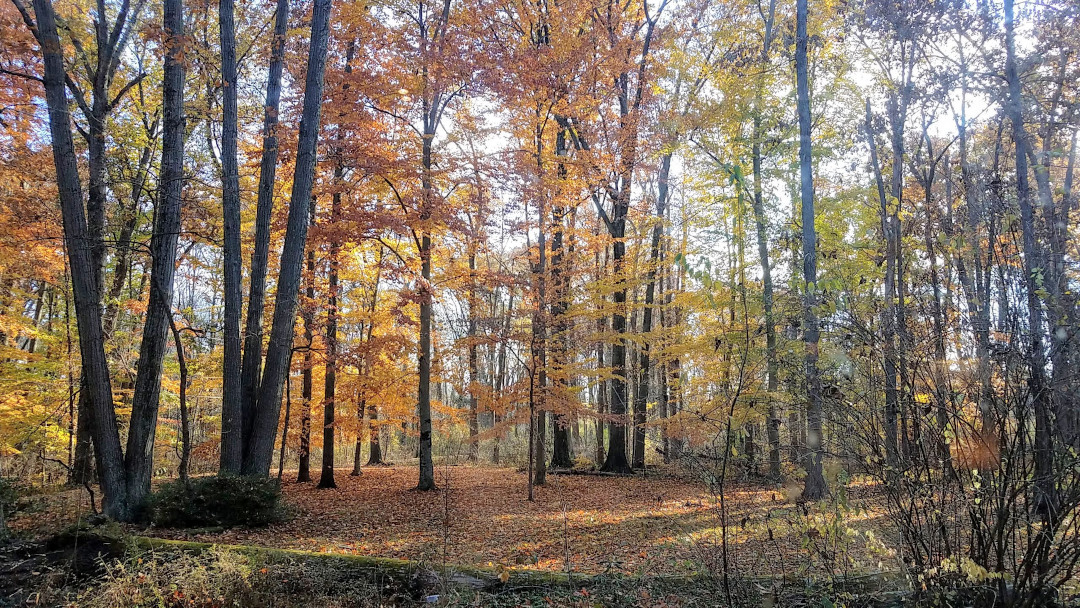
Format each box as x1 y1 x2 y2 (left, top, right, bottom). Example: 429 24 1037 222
169 316 191 483
467 248 480 462
218 0 244 475
750 4 781 480
124 0 187 513
531 122 548 487
549 129 573 469
632 152 669 471
367 404 383 465
278 352 293 479
243 0 333 476
298 216 316 483
239 0 290 457
864 99 900 467
416 185 435 489
34 0 127 517
796 0 825 500
319 157 344 490
1004 0 1055 520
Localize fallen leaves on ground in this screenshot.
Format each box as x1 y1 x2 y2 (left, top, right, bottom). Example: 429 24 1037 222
143 465 895 577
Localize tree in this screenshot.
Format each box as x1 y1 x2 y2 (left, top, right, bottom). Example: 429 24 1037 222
28 0 126 515
235 0 290 467
1003 0 1054 520
243 0 334 476
217 0 243 475
10 0 147 487
123 0 187 510
796 0 825 500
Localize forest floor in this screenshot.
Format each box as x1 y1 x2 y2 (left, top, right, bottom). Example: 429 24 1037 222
121 465 898 579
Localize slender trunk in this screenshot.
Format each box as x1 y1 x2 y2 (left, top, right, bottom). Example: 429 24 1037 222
549 130 573 469
218 0 244 474
796 0 825 500
243 0 333 476
33 0 124 512
596 314 608 467
1052 134 1077 446
955 74 994 431
239 0 290 453
493 290 512 465
352 396 366 475
319 160 343 490
865 99 900 467
1004 0 1054 521
298 210 315 483
168 316 191 483
887 90 912 464
919 134 954 475
532 121 548 487
278 351 292 479
124 0 186 512
363 260 383 467
416 164 435 490
103 134 156 338
467 248 480 462
751 120 780 480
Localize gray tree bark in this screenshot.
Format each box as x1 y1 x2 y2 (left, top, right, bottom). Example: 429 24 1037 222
124 0 186 511
1004 0 1055 520
238 0 290 457
31 0 128 518
218 0 244 474
796 0 826 500
243 0 333 476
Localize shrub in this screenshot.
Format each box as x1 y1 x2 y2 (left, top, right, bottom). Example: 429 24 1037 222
147 475 285 529
0 477 20 515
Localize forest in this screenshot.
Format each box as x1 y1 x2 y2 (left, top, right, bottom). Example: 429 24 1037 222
0 0 1079 604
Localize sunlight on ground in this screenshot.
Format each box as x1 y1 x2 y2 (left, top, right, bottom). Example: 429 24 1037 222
130 465 898 577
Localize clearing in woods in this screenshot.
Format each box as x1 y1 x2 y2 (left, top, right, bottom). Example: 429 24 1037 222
116 466 894 577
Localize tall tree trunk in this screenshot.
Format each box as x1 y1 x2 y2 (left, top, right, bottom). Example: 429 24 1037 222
1051 134 1077 446
598 3 660 475
1004 0 1055 520
953 66 994 433
751 118 781 480
218 0 244 474
531 119 548 487
33 0 127 517
123 0 186 513
319 158 344 490
416 165 436 490
750 0 781 481
239 0 290 454
633 149 671 470
549 129 573 469
363 257 384 467
865 99 900 467
243 0 333 476
918 131 955 476
467 247 480 462
298 206 316 483
796 0 825 500
169 316 191 483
